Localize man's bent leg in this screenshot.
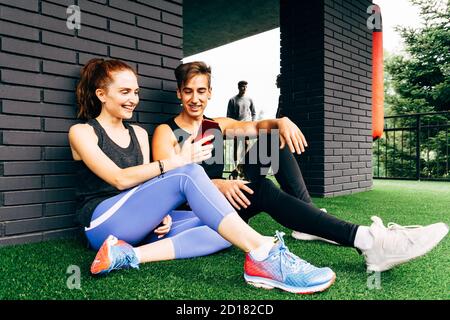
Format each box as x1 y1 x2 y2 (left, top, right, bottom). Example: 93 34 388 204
241 134 312 203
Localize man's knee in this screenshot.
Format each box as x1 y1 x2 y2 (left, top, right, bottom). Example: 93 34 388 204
259 177 279 192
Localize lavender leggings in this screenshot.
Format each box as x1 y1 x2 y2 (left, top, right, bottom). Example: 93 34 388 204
85 164 232 257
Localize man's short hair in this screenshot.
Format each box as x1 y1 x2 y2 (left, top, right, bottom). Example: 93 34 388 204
174 61 211 89
238 81 248 87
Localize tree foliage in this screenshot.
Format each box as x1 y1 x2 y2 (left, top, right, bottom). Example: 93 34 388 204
385 0 450 115
375 1 449 180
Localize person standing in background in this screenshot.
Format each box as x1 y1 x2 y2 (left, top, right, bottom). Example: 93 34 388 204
227 81 256 178
227 80 256 122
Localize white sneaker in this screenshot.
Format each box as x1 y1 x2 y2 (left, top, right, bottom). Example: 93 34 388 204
291 208 340 245
362 216 449 272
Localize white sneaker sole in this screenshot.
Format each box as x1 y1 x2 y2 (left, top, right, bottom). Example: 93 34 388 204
366 223 449 272
291 231 339 245
291 208 340 245
244 273 336 294
367 246 439 272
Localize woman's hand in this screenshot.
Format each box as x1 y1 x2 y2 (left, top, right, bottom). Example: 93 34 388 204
178 135 214 165
154 215 172 239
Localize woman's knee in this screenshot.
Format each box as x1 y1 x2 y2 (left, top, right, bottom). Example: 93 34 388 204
180 163 207 178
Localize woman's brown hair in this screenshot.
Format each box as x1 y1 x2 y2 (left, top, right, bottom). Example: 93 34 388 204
76 58 136 120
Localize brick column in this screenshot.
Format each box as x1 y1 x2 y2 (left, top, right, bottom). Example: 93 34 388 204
280 0 373 197
0 0 183 246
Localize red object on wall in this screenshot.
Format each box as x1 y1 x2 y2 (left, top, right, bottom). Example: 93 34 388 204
372 5 384 140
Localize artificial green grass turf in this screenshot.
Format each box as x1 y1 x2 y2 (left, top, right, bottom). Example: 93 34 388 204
0 180 448 300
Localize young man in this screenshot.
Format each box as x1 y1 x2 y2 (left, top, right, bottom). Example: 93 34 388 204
227 80 257 176
227 80 256 122
151 61 448 273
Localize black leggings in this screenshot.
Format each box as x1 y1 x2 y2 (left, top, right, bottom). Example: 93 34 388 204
237 136 359 247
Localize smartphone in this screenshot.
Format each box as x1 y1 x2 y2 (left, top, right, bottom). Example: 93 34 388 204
194 119 221 145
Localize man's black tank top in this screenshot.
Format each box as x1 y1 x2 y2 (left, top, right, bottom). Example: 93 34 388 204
164 116 224 179
75 119 143 228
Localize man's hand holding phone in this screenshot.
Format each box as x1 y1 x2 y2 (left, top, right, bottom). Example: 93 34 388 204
194 119 221 145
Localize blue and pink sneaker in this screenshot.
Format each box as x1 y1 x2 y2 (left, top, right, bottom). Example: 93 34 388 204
244 231 336 294
90 235 140 275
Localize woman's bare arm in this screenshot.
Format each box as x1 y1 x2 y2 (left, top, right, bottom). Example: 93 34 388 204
69 123 212 190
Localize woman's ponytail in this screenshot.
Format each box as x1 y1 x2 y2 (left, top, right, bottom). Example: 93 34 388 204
76 58 136 120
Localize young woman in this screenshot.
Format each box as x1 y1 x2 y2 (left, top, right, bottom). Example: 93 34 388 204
69 58 336 294
152 61 449 273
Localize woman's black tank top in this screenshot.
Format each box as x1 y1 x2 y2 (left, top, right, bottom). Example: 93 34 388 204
164 116 224 179
75 119 143 227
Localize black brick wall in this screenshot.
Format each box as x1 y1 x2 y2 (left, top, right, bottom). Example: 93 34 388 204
0 0 183 246
280 0 373 197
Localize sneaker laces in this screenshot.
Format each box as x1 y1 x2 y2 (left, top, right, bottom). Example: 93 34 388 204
387 222 423 230
273 231 314 276
372 217 424 251
387 222 424 245
110 243 137 270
